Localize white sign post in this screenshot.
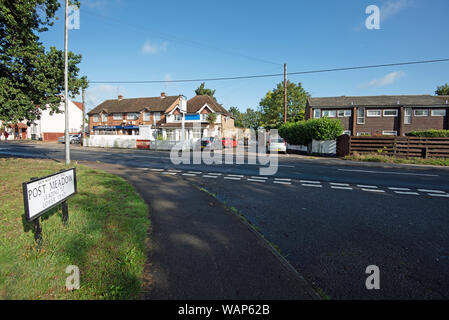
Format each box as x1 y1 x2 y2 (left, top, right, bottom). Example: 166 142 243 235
22 168 77 245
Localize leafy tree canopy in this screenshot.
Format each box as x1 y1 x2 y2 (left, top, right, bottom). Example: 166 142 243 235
228 106 243 127
195 82 216 101
241 108 262 131
259 81 310 129
436 83 449 96
0 0 87 124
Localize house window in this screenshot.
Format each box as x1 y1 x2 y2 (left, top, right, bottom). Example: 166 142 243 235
113 113 122 120
382 131 397 136
143 112 151 121
313 109 321 119
322 110 336 118
174 114 182 121
93 114 99 122
431 109 446 117
201 114 208 121
367 110 381 117
101 113 108 122
357 108 365 124
404 108 412 124
338 110 352 117
127 113 139 120
153 112 161 121
414 109 429 117
383 109 398 117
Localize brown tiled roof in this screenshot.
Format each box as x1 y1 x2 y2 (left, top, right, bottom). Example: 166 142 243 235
308 95 449 108
187 95 233 116
72 101 83 111
88 95 179 115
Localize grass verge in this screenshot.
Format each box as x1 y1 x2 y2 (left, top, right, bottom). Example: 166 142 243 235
344 153 449 166
0 158 149 299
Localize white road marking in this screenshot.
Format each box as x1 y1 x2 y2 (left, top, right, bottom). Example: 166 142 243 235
361 188 385 193
394 191 420 196
168 170 182 173
300 180 321 184
224 177 241 181
331 186 353 190
357 185 378 189
302 184 322 188
188 171 202 174
418 189 446 194
228 174 244 178
273 181 292 185
338 169 438 177
428 193 449 198
203 175 218 179
251 176 268 180
388 187 411 191
330 182 350 187
274 178 292 182
278 165 295 168
182 173 197 177
208 173 222 176
247 179 266 183
150 168 164 171
162 172 177 175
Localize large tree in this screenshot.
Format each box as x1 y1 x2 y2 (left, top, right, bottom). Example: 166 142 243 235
228 106 243 127
436 83 449 96
195 82 216 101
259 81 310 129
0 0 87 124
241 108 262 131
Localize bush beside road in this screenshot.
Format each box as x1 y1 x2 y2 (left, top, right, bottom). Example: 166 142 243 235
0 158 149 299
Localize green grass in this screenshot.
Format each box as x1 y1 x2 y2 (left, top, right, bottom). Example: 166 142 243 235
344 153 449 166
0 158 149 299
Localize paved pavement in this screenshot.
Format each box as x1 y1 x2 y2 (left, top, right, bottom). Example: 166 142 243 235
2 141 449 299
84 161 319 300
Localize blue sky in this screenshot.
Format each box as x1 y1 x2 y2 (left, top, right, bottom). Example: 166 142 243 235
39 0 449 112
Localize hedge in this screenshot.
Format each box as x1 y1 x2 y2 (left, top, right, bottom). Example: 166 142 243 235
279 117 344 145
406 130 449 138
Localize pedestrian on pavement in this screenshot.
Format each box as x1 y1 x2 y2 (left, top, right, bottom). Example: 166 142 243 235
4 131 9 141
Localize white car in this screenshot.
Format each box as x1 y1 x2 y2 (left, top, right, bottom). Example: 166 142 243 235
267 137 287 153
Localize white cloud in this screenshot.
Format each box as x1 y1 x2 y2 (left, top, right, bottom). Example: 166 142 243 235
361 71 405 88
141 41 168 55
86 85 126 111
381 0 414 21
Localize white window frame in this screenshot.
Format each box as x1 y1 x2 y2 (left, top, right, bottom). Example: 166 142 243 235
431 109 446 117
313 109 321 119
101 113 108 122
113 113 122 120
338 110 352 117
414 109 429 117
143 112 151 121
93 114 99 122
382 131 397 136
366 110 381 117
127 112 139 120
174 114 182 121
357 108 365 124
153 112 161 121
322 110 336 118
357 132 371 136
383 109 398 117
404 108 412 124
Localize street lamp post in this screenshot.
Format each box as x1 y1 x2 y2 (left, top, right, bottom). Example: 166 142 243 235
64 0 70 165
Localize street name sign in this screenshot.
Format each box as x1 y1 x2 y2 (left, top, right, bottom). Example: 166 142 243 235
22 168 77 221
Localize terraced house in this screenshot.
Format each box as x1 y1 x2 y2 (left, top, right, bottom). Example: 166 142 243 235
306 95 449 136
87 93 235 141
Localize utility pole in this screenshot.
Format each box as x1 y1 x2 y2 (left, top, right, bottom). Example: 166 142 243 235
82 87 86 146
64 0 70 164
284 63 287 124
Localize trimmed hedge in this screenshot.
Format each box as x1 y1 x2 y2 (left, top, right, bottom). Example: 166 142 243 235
279 117 344 145
406 130 449 138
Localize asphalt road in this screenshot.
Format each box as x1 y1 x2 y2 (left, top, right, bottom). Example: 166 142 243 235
1 141 449 299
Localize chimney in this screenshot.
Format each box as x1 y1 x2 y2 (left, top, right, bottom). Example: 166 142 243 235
160 92 166 98
118 95 123 101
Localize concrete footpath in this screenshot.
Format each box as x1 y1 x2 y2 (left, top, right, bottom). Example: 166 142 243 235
85 162 319 300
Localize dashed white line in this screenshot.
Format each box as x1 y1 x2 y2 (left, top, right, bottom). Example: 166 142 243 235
274 181 292 185
162 172 177 175
361 188 385 193
227 174 244 178
203 175 218 179
394 191 420 196
388 187 411 191
418 189 446 194
182 173 197 177
428 193 449 198
208 173 222 176
357 185 378 189
331 186 353 190
300 180 321 184
330 182 350 187
251 176 268 180
224 177 241 181
302 184 322 188
188 171 202 174
150 168 164 171
168 170 182 173
247 179 266 183
274 178 292 182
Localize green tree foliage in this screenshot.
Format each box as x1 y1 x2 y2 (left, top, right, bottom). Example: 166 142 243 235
228 106 243 127
435 84 449 96
195 82 216 100
241 108 262 131
407 129 449 137
259 81 310 129
279 118 343 145
206 113 217 128
0 0 87 123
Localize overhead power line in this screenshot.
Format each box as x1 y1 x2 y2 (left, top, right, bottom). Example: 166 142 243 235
90 58 449 84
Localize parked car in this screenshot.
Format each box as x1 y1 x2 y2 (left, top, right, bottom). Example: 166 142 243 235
222 138 237 148
58 134 81 144
200 137 221 150
267 137 287 153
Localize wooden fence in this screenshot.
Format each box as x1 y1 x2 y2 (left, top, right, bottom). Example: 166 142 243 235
337 136 449 158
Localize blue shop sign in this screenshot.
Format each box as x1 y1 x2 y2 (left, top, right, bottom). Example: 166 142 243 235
123 126 140 130
185 114 200 120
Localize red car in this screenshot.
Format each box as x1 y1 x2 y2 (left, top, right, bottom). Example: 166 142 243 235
222 138 237 148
